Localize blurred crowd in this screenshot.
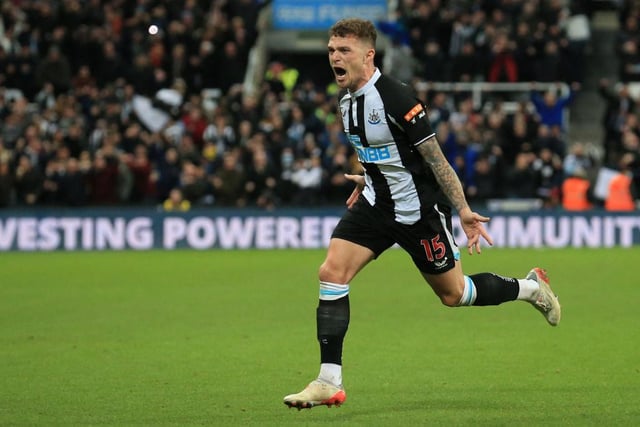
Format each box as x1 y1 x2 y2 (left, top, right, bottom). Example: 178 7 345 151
387 0 593 85
0 0 638 211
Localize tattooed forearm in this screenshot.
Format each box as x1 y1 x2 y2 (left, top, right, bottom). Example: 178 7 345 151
417 137 470 213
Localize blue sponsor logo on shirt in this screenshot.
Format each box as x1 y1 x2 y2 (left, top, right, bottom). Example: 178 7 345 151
348 134 391 162
355 146 391 162
348 134 361 145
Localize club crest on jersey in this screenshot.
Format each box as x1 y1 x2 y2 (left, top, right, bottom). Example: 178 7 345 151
367 109 382 125
404 103 425 124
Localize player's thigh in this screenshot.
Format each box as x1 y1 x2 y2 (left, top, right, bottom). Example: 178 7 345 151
319 238 377 284
321 198 395 283
394 205 460 275
392 207 465 300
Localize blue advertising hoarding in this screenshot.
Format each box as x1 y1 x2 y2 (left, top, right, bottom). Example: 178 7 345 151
272 0 388 30
1 208 640 251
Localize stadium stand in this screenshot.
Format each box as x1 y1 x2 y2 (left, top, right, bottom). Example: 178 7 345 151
0 0 637 210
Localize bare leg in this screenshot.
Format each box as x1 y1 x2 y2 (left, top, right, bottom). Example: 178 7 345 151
423 261 520 307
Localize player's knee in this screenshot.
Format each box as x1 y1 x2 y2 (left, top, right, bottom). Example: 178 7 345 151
438 285 464 307
431 275 467 307
318 262 342 283
438 288 464 307
318 260 348 284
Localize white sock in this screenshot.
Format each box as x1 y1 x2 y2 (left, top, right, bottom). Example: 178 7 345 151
457 275 477 306
319 281 349 300
318 363 342 387
517 278 540 301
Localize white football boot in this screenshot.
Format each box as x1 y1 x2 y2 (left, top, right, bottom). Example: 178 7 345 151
526 267 561 326
283 379 346 410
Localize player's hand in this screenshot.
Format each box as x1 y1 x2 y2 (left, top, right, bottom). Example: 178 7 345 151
458 207 493 255
344 174 365 208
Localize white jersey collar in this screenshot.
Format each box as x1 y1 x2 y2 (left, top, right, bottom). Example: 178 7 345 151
349 68 381 98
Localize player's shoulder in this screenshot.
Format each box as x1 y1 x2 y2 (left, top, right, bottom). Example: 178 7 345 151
375 74 416 98
374 74 420 116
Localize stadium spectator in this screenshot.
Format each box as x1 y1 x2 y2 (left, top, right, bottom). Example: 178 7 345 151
427 91 452 130
535 39 569 83
563 142 595 178
450 41 482 83
35 46 72 95
513 21 538 82
128 53 157 98
244 147 278 209
211 150 246 207
95 40 126 88
598 79 636 165
286 104 309 147
449 96 481 134
563 4 591 84
532 147 564 207
478 100 504 141
5 43 38 99
436 121 460 176
88 151 119 205
217 41 246 94
616 12 640 48
13 154 43 205
124 144 155 204
406 1 445 61
487 32 518 83
72 65 97 93
530 82 579 132
179 160 208 205
618 39 640 82
290 155 323 206
40 158 63 204
323 144 358 204
163 187 190 212
605 153 637 211
383 36 416 84
448 11 475 58
623 111 640 146
58 157 89 206
420 39 447 82
2 96 31 149
562 167 593 211
465 154 501 202
505 152 538 199
154 146 181 202
34 82 56 111
503 106 535 163
534 124 566 158
202 113 237 161
0 160 13 207
181 103 208 150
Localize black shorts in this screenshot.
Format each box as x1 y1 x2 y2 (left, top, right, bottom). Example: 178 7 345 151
331 196 460 274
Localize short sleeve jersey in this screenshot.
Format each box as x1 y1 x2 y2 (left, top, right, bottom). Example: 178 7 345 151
339 68 447 224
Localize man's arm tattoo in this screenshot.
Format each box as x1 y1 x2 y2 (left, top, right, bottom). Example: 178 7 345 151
417 137 469 213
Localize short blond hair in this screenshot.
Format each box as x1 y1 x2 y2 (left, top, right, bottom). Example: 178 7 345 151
329 18 377 47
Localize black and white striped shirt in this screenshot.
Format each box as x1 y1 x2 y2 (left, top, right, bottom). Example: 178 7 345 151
339 68 447 224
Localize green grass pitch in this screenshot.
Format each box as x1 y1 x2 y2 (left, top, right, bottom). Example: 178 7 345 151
1 248 638 426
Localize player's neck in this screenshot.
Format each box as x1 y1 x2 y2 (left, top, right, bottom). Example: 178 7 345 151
349 67 378 93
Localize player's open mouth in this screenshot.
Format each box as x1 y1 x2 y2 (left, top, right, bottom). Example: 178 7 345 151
333 67 347 81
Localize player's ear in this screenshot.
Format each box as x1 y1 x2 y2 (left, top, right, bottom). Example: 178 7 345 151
365 48 375 63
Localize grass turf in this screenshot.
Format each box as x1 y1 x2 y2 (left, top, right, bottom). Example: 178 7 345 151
0 248 638 426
